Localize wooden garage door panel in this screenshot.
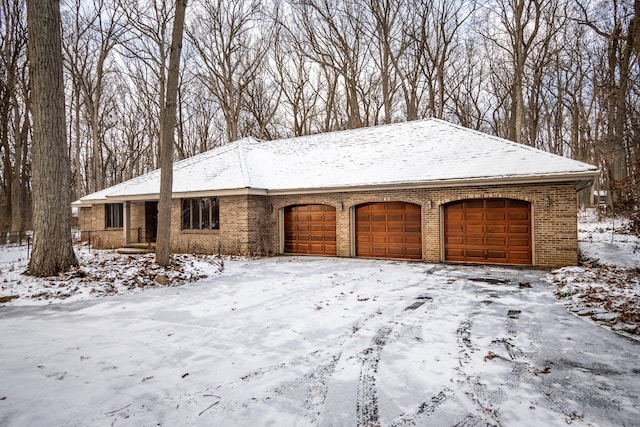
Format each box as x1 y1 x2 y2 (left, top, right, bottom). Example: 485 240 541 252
509 212 529 220
465 249 485 259
284 204 337 256
466 237 484 245
405 247 422 256
446 223 465 234
444 199 532 265
356 202 422 260
371 223 387 232
509 237 530 247
509 250 531 260
465 212 484 221
487 212 506 221
370 245 389 255
448 211 464 221
405 224 421 233
467 224 485 234
405 235 422 244
486 249 507 258
510 224 530 234
465 200 484 208
487 237 508 246
487 224 507 233
487 199 506 208
446 248 464 258
446 236 464 245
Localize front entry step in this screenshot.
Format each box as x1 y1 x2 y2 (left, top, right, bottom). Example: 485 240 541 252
116 243 155 255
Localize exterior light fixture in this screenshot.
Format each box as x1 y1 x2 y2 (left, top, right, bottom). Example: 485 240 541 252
543 196 550 207
339 202 344 211
426 199 433 209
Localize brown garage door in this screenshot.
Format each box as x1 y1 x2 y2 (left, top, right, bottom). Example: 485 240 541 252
356 202 422 259
444 198 532 265
284 204 336 255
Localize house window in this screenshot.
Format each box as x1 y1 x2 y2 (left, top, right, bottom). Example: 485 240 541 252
105 203 123 228
182 197 220 230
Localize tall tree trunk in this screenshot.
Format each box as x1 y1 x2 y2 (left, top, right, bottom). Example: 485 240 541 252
26 0 77 276
508 0 526 144
73 82 82 197
156 0 187 267
9 93 27 241
0 70 12 235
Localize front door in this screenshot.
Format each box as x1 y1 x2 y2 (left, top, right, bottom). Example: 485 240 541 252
145 201 158 243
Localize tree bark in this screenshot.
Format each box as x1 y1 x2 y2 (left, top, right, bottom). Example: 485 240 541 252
155 0 187 267
26 0 77 276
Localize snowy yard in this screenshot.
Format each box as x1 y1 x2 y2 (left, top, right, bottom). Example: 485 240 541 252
1 210 639 426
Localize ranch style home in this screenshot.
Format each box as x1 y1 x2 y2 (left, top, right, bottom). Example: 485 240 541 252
74 119 598 268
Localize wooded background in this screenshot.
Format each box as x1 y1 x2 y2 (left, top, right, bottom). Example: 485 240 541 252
1 0 639 236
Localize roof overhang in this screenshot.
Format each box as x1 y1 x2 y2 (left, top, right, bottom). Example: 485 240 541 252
264 171 600 196
72 187 269 206
72 170 598 206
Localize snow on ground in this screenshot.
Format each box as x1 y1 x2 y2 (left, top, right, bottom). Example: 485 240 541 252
1 256 639 426
576 209 640 269
551 209 640 337
1 211 639 426
0 245 223 305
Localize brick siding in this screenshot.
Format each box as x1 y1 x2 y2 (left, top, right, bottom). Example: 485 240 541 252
77 181 580 268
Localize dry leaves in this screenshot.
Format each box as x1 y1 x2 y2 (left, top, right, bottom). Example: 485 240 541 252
553 264 640 335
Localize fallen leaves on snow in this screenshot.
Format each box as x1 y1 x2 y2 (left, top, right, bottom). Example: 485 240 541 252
552 264 640 336
0 248 226 305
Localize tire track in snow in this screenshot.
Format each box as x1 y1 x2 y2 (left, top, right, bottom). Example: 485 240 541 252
222 310 386 422
356 325 392 427
456 316 473 365
387 388 451 427
302 352 341 423
453 312 503 426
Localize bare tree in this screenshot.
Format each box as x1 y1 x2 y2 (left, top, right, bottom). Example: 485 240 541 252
448 38 491 129
1 0 30 239
26 0 77 276
366 0 405 124
5 0 638 239
576 0 639 209
479 0 564 144
179 78 224 153
188 0 270 142
119 0 174 168
156 0 187 267
290 0 369 129
412 0 474 119
62 0 124 193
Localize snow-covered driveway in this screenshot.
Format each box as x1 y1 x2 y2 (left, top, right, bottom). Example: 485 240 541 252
1 257 638 426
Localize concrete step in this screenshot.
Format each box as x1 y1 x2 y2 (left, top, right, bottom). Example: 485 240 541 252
116 243 155 255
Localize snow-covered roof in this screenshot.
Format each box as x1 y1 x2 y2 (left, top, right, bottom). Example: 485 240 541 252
75 119 598 204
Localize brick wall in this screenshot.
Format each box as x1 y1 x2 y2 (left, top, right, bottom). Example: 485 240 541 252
77 181 579 268
170 196 256 254
79 207 92 241
267 182 579 268
130 202 146 243
77 203 123 249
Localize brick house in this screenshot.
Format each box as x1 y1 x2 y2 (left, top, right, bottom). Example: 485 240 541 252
74 119 598 268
